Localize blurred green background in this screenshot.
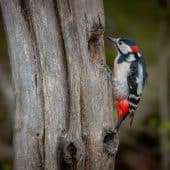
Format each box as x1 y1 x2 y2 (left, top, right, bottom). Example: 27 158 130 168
0 0 170 170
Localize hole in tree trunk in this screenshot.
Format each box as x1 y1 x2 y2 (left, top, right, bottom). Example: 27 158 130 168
103 129 119 156
88 25 104 63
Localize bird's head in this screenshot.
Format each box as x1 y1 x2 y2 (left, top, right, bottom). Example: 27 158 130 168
108 37 139 55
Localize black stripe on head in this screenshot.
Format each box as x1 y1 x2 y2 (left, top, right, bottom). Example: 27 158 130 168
120 38 137 46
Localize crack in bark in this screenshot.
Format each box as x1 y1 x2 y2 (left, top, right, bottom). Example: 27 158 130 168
53 0 71 132
19 1 46 169
66 0 72 13
53 1 86 169
37 137 44 169
79 80 89 170
19 0 31 33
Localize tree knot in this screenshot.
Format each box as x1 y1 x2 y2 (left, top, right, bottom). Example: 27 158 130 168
103 128 119 156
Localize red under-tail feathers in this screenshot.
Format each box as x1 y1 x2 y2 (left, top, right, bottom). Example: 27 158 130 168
114 98 129 130
115 98 129 119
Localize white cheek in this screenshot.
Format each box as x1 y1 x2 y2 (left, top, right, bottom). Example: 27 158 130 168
120 45 132 54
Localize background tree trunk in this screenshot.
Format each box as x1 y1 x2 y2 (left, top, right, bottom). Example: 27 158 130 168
159 1 170 170
0 0 118 170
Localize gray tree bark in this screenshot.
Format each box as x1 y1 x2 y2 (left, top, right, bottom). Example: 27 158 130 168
0 0 118 169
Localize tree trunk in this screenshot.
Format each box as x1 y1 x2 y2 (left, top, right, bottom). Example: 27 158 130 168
0 0 118 169
159 1 170 169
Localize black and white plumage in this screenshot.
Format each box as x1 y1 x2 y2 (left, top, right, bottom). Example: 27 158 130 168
108 37 148 129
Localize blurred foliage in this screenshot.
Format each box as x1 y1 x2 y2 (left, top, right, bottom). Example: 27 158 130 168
1 164 12 170
144 114 160 128
0 112 6 121
159 120 170 149
148 117 160 128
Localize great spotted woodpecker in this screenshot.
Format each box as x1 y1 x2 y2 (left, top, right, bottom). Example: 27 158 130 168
108 37 148 130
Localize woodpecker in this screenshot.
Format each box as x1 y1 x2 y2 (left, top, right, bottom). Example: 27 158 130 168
108 37 148 130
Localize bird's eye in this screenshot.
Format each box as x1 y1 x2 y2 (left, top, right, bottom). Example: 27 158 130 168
118 41 122 45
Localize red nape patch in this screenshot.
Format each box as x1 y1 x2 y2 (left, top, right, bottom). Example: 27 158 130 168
115 99 129 119
131 45 139 53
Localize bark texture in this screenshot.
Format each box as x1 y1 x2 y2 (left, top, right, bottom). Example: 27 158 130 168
0 0 119 169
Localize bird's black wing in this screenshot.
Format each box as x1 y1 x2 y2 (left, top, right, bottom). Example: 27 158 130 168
127 56 148 126
127 60 140 126
127 60 139 95
139 57 148 86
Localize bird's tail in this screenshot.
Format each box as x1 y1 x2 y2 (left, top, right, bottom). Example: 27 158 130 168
129 114 134 127
114 115 127 130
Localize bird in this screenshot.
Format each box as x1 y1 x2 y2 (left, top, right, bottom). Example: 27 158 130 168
108 37 148 130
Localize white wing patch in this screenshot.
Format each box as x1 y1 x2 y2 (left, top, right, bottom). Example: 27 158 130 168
137 52 142 57
136 63 143 95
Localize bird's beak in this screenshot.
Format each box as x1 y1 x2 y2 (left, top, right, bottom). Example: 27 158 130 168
107 37 117 44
